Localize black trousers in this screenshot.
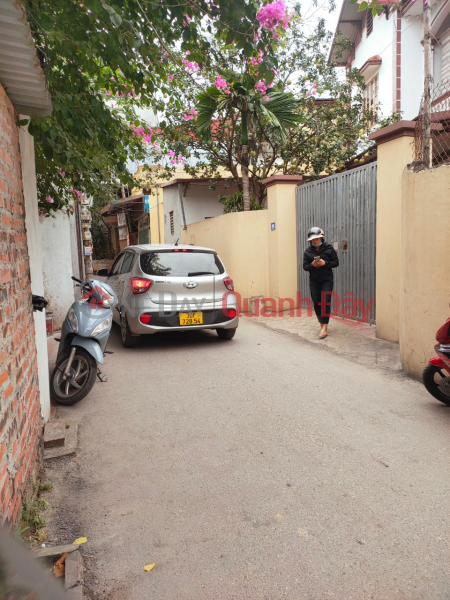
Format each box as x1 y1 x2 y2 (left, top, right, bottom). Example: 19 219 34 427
309 278 334 324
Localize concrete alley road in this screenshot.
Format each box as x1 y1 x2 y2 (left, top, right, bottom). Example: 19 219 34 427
46 319 450 600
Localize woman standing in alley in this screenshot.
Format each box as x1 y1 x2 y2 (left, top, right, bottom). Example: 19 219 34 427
303 227 339 339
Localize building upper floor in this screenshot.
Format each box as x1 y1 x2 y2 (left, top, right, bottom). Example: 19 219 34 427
329 0 450 121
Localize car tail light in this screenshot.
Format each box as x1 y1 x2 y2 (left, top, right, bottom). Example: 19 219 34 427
130 278 153 294
228 309 237 319
139 313 152 324
172 249 193 252
224 277 234 291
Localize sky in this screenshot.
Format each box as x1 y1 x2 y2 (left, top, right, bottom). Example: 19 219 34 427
297 0 342 41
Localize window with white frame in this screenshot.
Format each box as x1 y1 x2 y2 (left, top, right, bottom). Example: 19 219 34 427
363 74 378 123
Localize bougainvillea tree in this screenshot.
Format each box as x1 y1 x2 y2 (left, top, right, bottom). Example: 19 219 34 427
138 14 376 208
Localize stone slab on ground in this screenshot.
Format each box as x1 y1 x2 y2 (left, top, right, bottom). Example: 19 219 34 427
65 550 83 590
250 312 402 373
43 420 66 448
33 543 79 560
66 586 84 600
44 423 78 460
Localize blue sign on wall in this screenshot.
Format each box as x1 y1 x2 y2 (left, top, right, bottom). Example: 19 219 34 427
144 195 150 213
271 222 276 231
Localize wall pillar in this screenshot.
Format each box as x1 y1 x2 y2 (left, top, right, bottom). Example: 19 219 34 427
263 176 303 310
19 122 51 422
369 121 415 342
400 166 450 378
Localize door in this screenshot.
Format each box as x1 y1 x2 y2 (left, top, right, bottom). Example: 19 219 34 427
296 163 377 324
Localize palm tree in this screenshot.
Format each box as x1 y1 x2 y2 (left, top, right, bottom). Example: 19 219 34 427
195 79 301 211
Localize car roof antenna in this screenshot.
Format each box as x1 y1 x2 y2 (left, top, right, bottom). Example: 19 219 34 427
175 238 180 246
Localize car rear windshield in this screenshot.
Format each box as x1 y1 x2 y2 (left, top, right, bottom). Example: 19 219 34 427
140 251 225 277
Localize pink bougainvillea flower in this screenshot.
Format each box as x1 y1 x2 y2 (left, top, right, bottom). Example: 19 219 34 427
61 171 65 178
255 79 268 95
186 50 191 55
45 197 53 203
263 96 270 102
256 0 290 31
167 150 176 157
168 74 174 82
183 114 192 121
214 74 228 91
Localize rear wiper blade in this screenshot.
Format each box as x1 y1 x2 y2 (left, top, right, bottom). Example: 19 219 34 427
188 271 215 276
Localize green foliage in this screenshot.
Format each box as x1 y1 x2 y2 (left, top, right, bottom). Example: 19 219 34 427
19 497 50 544
219 191 264 213
22 0 281 214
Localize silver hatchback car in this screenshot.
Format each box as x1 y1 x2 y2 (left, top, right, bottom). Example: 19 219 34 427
96 244 239 347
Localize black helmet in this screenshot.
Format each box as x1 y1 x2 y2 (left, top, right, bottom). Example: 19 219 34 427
307 227 324 242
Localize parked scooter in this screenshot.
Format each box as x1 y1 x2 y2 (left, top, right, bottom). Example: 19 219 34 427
50 276 117 405
423 317 450 406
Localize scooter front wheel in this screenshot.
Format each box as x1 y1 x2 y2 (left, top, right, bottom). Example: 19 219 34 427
50 348 97 405
422 363 450 406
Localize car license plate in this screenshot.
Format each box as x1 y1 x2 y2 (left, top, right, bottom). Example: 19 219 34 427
179 312 203 326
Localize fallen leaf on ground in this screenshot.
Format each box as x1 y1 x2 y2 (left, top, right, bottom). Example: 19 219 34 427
73 536 87 545
53 552 68 578
144 563 155 572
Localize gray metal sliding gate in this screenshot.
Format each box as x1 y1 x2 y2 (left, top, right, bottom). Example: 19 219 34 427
296 162 377 324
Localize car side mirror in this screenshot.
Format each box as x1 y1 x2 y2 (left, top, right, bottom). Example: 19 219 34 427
96 268 109 277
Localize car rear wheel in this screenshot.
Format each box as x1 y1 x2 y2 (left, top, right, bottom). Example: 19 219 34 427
216 328 236 340
121 314 140 348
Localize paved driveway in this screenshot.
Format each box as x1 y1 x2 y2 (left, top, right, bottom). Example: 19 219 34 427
46 319 450 600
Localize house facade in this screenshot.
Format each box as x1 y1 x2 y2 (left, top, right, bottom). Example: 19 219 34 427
330 0 450 120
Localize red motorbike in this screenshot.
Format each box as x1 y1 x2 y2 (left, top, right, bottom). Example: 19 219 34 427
423 317 450 406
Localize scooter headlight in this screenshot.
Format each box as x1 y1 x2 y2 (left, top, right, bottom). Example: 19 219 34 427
68 308 78 333
90 316 112 338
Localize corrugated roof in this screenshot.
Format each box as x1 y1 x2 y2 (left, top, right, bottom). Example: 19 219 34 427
0 0 52 116
328 0 365 66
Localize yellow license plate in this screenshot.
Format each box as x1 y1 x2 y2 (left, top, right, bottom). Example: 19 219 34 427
179 312 203 326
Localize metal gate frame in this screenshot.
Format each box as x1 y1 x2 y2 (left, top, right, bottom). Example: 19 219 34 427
296 163 377 325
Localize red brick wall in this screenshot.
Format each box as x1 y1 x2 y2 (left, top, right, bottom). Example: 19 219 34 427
0 85 42 526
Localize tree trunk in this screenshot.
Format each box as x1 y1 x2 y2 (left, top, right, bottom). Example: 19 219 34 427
241 107 250 211
422 0 433 167
241 145 250 211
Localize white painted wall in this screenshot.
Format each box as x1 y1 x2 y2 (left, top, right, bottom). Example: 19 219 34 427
353 13 395 119
401 18 424 119
40 211 75 330
163 182 238 244
19 123 50 422
163 185 182 244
